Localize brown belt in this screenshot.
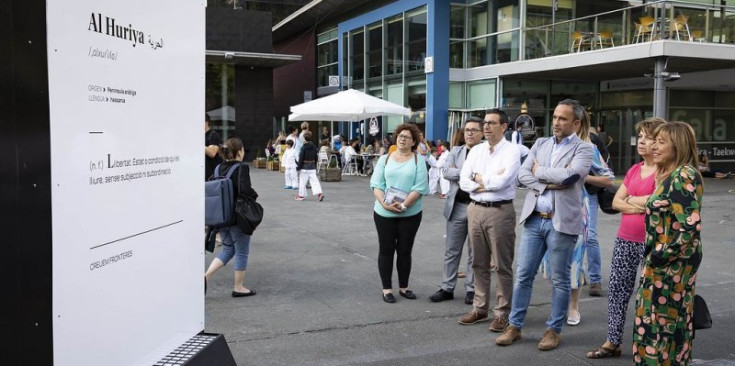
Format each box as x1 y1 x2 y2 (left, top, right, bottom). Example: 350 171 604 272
533 211 553 219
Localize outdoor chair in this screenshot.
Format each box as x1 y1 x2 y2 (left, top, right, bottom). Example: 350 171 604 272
691 30 705 42
342 156 359 176
317 150 329 173
634 16 656 43
597 30 615 48
672 14 691 41
571 31 586 52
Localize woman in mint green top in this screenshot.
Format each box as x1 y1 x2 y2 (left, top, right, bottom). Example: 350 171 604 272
370 123 429 303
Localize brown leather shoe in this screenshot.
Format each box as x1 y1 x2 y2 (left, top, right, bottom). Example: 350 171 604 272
589 283 603 297
538 329 560 351
495 325 521 346
458 310 489 325
489 317 509 332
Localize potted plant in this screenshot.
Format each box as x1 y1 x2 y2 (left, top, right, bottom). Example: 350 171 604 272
266 154 279 171
254 149 266 168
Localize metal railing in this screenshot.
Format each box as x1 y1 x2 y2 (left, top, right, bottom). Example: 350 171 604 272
522 0 735 60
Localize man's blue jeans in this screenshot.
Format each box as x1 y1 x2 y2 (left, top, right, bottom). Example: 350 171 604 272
508 215 578 333
586 193 601 284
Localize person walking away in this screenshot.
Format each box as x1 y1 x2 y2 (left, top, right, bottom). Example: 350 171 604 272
632 122 703 365
281 139 298 189
294 131 324 201
586 117 666 359
205 138 259 297
495 99 593 351
429 118 483 305
457 109 521 333
370 123 429 303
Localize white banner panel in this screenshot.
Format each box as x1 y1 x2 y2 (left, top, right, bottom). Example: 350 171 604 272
47 1 205 365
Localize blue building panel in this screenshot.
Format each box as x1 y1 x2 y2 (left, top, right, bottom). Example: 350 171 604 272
337 0 449 142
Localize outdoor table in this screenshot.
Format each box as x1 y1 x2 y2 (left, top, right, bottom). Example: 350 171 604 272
360 154 381 176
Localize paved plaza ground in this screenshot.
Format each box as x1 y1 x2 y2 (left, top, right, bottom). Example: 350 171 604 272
205 166 735 366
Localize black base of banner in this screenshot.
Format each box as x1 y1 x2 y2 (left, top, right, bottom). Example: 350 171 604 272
154 332 236 366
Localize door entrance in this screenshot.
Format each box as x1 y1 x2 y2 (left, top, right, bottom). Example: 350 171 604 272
598 108 649 174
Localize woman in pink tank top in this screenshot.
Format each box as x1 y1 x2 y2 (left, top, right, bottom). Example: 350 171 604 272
585 118 666 359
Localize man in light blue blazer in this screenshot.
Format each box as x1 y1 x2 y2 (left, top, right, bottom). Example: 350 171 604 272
496 99 593 351
429 117 484 305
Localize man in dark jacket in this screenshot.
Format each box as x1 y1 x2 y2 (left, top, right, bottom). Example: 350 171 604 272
295 131 324 201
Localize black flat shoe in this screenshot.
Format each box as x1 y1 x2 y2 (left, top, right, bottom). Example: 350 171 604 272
383 293 396 303
232 289 256 297
429 289 454 302
399 290 417 300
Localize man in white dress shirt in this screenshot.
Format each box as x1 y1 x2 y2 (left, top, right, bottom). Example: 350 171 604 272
511 123 524 145
457 109 521 333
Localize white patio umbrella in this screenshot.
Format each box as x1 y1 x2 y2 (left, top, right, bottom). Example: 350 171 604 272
288 89 411 122
206 105 235 121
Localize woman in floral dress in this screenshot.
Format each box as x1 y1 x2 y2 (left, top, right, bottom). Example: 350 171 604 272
633 122 703 365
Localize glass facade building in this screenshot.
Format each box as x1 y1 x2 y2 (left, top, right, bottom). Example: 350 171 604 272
306 0 735 172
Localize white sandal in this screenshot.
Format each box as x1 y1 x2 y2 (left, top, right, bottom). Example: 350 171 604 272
566 310 581 326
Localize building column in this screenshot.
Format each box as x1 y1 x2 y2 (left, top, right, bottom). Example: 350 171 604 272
426 0 449 142
653 57 667 119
